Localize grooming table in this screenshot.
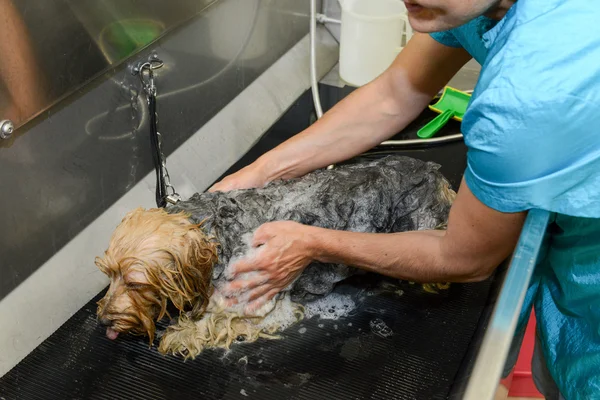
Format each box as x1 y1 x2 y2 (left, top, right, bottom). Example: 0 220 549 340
0 87 503 400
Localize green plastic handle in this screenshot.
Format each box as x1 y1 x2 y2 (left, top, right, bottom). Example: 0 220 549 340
417 109 455 139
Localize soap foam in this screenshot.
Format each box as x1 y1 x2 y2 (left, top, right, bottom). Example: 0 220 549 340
223 233 258 280
304 293 356 320
253 292 356 337
258 294 302 332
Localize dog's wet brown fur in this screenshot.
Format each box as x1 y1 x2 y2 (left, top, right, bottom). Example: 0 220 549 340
95 208 218 342
95 156 456 354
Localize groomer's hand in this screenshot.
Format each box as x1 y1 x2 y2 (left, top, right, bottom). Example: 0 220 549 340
220 221 317 313
208 163 270 193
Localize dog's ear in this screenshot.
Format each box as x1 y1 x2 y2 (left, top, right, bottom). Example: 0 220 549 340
145 220 218 320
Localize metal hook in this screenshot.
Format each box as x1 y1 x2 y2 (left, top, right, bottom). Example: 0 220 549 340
148 57 164 70
132 55 164 96
132 54 164 75
137 63 156 96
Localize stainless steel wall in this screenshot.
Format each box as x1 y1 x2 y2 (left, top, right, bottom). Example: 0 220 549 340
0 0 216 130
0 0 318 300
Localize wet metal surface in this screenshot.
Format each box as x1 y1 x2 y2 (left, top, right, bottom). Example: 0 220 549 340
0 0 217 129
0 0 313 301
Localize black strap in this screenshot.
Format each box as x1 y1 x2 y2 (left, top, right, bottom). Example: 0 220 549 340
148 94 167 208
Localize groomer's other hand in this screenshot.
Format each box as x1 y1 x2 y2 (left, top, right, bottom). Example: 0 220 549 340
220 221 317 312
208 162 271 193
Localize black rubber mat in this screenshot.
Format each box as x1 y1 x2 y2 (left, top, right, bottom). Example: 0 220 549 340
0 87 494 400
0 274 492 400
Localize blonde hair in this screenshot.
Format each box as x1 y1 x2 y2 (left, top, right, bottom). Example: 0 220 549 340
95 208 218 341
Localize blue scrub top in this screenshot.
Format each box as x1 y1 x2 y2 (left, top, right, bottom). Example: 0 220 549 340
431 1 600 398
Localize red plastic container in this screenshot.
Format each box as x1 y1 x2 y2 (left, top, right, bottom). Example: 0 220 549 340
507 309 544 398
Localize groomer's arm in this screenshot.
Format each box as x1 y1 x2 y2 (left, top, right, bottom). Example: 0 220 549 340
311 180 526 282
209 34 472 192
222 180 526 308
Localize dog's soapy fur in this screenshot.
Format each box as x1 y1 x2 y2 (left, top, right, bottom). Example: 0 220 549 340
96 156 454 358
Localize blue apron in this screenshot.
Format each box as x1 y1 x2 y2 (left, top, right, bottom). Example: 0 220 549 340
431 0 600 398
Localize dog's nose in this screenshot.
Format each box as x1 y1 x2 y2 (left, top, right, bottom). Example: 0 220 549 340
98 317 112 327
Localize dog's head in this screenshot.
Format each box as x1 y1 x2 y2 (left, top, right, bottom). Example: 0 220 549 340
95 208 218 343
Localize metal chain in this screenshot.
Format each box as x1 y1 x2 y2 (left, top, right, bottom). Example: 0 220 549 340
156 129 180 204
135 55 181 206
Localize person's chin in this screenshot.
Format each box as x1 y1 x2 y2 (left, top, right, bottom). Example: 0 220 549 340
407 12 457 34
403 3 458 33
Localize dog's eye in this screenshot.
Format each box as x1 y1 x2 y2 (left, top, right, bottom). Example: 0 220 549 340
126 282 146 290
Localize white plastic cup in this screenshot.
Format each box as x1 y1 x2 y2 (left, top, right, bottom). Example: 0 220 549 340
338 0 411 87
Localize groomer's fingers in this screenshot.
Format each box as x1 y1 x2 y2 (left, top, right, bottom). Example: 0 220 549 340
251 223 277 246
235 282 280 305
221 285 270 308
244 284 273 303
251 236 267 248
222 295 238 307
227 259 252 277
208 180 232 193
229 256 266 276
220 274 269 297
245 288 281 314
261 288 280 303
207 180 224 192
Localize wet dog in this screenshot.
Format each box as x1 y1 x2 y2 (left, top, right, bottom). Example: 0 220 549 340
95 155 454 357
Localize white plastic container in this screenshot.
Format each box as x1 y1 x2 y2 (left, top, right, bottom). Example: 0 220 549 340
338 0 411 87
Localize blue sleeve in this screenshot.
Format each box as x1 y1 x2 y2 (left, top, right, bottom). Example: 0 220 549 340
460 0 600 218
462 87 600 218
430 31 462 48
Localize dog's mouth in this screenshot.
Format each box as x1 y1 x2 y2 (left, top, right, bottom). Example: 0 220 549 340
101 316 156 341
106 327 120 340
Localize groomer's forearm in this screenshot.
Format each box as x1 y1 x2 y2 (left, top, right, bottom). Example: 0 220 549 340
253 34 472 182
309 228 489 283
258 70 430 181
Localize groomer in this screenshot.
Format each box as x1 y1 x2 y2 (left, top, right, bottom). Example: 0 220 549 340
210 1 600 398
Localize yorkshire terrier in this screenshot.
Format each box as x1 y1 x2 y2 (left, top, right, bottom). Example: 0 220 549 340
95 155 454 358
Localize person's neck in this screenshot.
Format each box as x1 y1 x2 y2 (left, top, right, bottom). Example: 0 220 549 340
485 0 516 20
